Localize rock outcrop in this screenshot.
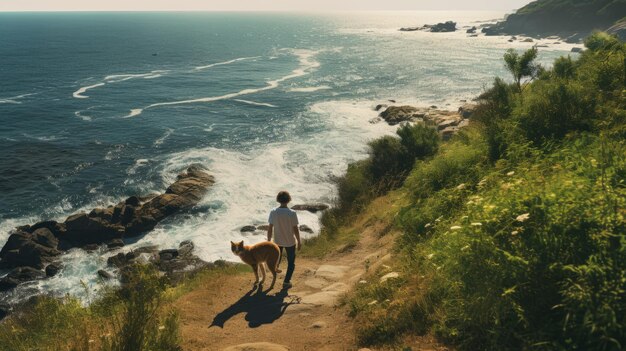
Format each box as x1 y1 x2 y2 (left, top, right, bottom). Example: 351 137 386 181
429 21 457 33
0 165 214 292
376 103 476 140
400 21 457 33
481 0 625 42
291 204 330 213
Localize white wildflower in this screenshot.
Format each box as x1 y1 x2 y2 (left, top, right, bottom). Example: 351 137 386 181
507 171 515 176
516 213 530 222
450 225 462 230
471 222 482 227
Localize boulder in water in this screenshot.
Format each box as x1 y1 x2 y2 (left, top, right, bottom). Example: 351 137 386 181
291 203 330 213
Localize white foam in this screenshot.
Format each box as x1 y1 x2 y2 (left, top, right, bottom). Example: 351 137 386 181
194 56 261 70
123 99 397 263
124 109 143 118
128 49 321 117
127 159 150 175
154 128 174 147
233 99 277 108
73 71 168 100
287 85 332 93
0 93 36 104
72 83 105 99
104 70 168 83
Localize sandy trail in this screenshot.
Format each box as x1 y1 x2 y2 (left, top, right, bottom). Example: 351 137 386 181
175 223 440 351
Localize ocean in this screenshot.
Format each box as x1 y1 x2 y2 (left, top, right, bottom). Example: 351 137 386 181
0 11 575 301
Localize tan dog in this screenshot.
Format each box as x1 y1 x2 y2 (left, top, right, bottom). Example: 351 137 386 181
231 240 280 289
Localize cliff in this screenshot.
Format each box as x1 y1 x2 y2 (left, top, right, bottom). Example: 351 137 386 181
483 0 626 41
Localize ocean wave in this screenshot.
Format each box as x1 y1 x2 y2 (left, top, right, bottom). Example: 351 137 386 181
126 49 322 117
287 85 331 93
0 93 37 104
194 56 261 70
72 83 105 99
153 128 174 147
122 98 398 262
73 70 169 99
127 158 149 175
233 99 277 108
104 70 169 83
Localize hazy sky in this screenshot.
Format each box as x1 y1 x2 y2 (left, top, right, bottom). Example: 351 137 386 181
0 0 533 12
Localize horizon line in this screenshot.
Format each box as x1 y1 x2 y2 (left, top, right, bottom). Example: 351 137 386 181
0 9 513 13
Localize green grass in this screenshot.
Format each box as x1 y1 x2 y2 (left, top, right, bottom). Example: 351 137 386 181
0 263 250 351
345 33 626 350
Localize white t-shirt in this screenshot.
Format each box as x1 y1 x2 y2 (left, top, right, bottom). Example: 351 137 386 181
268 207 299 247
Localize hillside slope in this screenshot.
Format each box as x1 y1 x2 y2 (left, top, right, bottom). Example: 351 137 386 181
483 0 626 41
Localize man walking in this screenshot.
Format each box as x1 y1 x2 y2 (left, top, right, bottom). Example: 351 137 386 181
267 191 301 289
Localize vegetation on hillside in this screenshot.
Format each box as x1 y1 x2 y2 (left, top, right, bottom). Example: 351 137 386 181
484 0 626 38
336 32 625 350
0 263 246 351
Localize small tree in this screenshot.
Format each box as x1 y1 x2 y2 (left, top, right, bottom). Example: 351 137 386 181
503 47 539 92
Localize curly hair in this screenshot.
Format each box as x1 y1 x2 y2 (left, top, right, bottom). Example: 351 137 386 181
276 191 291 204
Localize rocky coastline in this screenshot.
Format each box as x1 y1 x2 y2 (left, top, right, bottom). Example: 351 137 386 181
371 101 476 140
0 165 215 299
480 0 626 42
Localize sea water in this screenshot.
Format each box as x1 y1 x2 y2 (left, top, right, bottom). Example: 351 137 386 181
0 11 576 302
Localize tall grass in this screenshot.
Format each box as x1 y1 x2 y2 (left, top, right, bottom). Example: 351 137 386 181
346 32 626 350
0 265 182 351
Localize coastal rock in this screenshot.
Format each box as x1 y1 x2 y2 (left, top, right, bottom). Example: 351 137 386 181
458 103 477 118
429 21 457 33
399 27 419 32
374 104 387 111
0 303 10 320
299 224 314 233
97 269 113 280
607 20 626 41
107 239 125 250
291 203 330 213
240 225 256 233
466 26 477 33
571 47 583 53
0 231 61 269
0 267 46 292
64 213 125 247
256 224 270 232
45 262 62 277
379 105 424 125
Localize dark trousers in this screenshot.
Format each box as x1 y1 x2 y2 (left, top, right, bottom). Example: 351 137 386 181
279 245 296 283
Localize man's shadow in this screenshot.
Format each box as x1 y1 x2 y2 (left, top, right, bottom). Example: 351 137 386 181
210 285 302 328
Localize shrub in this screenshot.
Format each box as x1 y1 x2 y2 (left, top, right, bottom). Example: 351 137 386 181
368 135 405 183
516 80 596 144
396 123 439 166
102 265 181 351
553 55 576 79
473 77 516 161
400 135 626 350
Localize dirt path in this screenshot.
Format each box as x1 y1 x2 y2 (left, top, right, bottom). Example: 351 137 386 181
175 223 439 351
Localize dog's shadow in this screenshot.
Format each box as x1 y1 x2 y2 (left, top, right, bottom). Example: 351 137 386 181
209 285 302 328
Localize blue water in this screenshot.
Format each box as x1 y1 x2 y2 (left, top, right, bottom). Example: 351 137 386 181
0 11 575 300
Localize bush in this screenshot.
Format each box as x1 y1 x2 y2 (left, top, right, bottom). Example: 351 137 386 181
396 123 439 166
516 80 596 144
0 265 182 351
394 135 626 350
102 265 181 351
368 135 405 183
473 77 516 161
